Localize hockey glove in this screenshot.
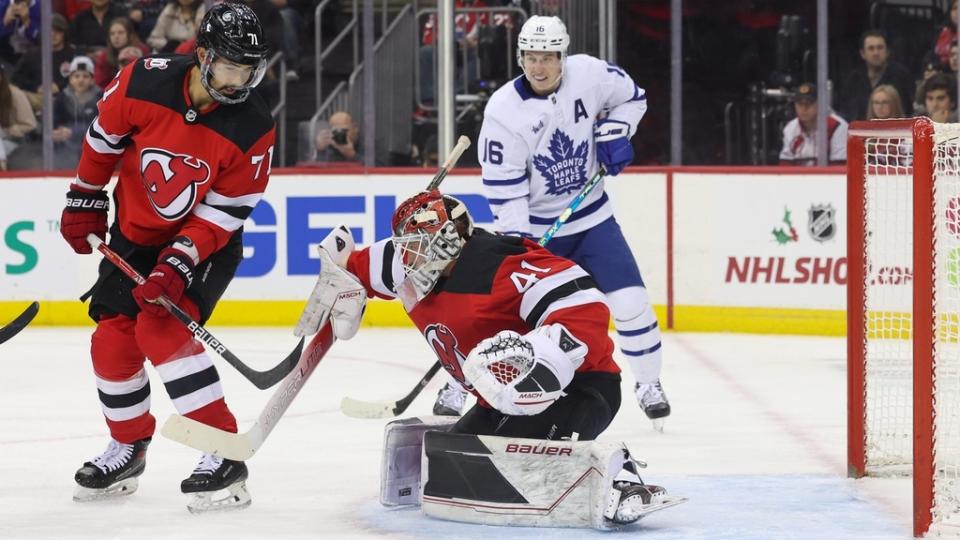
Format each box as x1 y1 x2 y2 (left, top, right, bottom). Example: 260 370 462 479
594 119 634 176
464 324 587 416
60 185 109 254
295 224 367 340
132 242 196 316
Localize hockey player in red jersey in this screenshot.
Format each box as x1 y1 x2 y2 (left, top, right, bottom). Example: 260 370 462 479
60 2 273 512
294 190 679 524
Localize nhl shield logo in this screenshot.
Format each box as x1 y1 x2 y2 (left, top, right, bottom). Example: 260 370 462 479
808 204 836 242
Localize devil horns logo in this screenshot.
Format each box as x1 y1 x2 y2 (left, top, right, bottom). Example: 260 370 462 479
140 148 211 221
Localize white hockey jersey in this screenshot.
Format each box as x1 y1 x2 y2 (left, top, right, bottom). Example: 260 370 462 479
478 54 647 238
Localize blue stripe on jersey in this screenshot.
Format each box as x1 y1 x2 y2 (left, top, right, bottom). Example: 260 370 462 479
631 86 646 101
529 192 609 225
487 198 511 205
483 173 529 186
622 342 662 357
617 321 659 337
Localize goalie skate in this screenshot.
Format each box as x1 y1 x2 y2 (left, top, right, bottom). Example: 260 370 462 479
73 438 150 502
182 454 251 513
604 481 687 525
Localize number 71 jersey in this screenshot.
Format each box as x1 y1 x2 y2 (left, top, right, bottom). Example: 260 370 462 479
77 55 276 261
346 230 620 394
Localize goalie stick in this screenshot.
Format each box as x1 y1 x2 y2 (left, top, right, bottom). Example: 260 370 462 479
88 234 303 390
161 319 336 460
340 152 608 420
0 301 39 345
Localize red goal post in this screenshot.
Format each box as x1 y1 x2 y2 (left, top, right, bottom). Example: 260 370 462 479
846 117 959 537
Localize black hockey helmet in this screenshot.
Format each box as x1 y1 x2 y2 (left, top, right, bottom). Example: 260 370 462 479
195 2 268 104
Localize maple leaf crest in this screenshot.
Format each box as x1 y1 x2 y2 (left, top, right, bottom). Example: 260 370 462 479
533 130 590 196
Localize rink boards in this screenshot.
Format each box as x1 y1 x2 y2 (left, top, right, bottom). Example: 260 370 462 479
0 167 853 335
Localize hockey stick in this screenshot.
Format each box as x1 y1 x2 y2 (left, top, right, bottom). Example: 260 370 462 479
161 319 336 460
338 136 471 419
87 234 303 390
0 301 39 345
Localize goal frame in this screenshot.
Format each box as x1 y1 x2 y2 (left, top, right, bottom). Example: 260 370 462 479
846 117 935 537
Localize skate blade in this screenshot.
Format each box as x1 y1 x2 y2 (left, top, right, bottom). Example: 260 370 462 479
651 418 665 433
615 494 687 523
73 478 139 502
186 481 252 514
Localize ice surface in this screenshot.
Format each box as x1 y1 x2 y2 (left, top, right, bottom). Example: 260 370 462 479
0 328 912 539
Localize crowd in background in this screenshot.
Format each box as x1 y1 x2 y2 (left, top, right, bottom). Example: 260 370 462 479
4 0 960 171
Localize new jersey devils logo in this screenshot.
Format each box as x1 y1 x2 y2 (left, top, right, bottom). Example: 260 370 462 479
143 58 170 70
424 323 472 390
140 148 211 221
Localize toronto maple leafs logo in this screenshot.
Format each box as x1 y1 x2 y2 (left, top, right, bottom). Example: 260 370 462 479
533 130 589 196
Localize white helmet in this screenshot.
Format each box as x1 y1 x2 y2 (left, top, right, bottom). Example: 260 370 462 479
516 16 569 86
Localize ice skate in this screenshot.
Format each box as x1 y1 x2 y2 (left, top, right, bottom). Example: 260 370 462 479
606 480 686 524
635 380 671 431
74 437 151 502
433 381 468 416
181 453 251 513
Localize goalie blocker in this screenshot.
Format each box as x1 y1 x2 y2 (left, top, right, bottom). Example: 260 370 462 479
380 417 685 529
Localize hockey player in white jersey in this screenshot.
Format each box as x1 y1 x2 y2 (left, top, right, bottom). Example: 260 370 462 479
434 15 670 427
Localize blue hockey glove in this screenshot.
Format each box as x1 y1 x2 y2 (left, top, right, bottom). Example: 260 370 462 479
594 119 634 176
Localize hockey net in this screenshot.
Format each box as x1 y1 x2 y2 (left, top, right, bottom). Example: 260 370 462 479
848 118 960 537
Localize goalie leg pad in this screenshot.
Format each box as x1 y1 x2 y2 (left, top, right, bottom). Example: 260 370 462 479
380 415 458 506
422 431 648 529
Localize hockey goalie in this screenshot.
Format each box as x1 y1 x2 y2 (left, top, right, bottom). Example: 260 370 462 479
297 190 686 528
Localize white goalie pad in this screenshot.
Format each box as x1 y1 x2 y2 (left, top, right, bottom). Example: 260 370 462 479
380 416 458 506
420 432 685 529
295 224 367 340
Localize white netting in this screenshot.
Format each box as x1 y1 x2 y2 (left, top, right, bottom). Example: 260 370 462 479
862 124 960 533
934 130 960 529
863 136 914 475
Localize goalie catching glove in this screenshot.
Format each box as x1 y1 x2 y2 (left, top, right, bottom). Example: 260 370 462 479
295 224 367 340
464 324 588 416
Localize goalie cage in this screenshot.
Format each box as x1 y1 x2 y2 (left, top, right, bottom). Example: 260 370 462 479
847 117 960 537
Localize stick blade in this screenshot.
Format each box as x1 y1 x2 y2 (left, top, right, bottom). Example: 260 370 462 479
340 396 396 419
161 414 257 461
0 301 39 345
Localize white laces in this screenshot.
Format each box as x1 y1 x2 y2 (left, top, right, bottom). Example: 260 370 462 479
192 453 224 475
89 439 134 474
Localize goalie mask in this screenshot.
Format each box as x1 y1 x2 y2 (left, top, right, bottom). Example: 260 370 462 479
392 190 473 308
195 2 268 105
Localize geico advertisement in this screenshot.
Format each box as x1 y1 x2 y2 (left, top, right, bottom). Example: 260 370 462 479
673 173 848 309
0 173 666 302
0 178 101 300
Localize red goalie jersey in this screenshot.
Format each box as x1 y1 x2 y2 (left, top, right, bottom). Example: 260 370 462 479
77 55 276 260
347 229 619 404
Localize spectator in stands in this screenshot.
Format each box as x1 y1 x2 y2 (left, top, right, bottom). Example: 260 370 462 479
0 0 40 61
779 82 848 166
914 55 943 115
147 0 204 53
270 0 303 80
126 0 166 41
837 30 913 122
419 0 489 103
309 111 362 164
70 0 127 54
12 12 75 111
922 72 958 123
866 84 905 120
52 56 102 169
117 44 143 68
934 0 958 67
94 16 149 88
0 60 36 166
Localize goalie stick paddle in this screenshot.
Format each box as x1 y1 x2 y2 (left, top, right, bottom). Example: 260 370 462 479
339 167 608 419
0 301 39 345
88 234 303 390
161 320 336 460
